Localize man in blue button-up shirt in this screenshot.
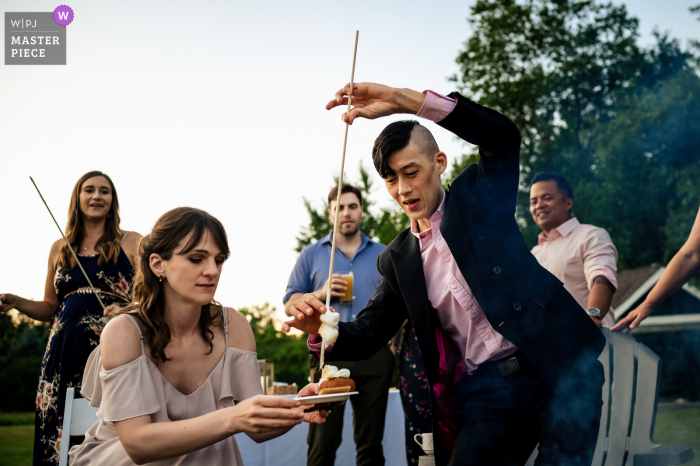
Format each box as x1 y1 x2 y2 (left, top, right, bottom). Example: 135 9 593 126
284 184 395 466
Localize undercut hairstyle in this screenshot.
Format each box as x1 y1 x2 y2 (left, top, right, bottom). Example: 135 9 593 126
116 207 230 364
328 183 362 207
371 120 440 179
531 173 574 200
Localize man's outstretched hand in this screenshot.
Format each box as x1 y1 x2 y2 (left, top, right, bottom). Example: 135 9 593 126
326 83 425 125
282 293 330 335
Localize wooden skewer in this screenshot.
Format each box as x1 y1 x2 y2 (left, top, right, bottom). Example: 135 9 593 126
321 30 359 369
30 176 107 311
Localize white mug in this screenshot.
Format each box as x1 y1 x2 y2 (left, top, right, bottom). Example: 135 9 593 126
414 432 434 455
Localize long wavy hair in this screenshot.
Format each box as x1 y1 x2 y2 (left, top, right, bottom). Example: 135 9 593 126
117 207 231 364
57 171 122 269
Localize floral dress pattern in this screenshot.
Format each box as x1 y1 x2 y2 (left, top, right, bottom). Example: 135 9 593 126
34 250 134 465
400 325 433 465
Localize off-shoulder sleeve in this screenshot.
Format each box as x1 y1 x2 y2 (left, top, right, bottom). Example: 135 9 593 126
219 349 264 407
80 345 161 422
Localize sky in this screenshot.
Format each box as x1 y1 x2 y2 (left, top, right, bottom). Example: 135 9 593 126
1 0 699 321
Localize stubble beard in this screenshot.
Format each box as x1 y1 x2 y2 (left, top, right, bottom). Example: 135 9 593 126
339 222 360 237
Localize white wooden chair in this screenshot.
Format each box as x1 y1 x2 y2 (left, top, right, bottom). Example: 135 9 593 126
526 328 694 466
58 387 98 466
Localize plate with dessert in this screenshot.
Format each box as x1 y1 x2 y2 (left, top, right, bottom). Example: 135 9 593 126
297 365 358 405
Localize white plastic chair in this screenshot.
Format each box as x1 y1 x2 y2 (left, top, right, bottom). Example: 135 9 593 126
58 387 98 466
526 328 694 466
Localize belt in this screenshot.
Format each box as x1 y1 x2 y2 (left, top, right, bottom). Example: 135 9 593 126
64 287 129 302
474 351 530 378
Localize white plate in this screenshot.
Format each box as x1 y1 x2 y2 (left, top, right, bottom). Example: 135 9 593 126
294 391 358 405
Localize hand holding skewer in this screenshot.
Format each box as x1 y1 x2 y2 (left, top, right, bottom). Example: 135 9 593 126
326 82 426 124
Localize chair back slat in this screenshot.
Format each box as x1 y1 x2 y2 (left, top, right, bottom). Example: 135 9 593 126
606 330 637 466
625 344 661 466
591 328 612 466
521 329 693 466
70 397 98 434
58 387 99 466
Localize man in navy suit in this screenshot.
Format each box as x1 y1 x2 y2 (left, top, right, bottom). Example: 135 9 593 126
284 82 605 466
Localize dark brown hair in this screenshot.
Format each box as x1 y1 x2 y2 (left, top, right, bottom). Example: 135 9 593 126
58 171 122 269
327 183 363 207
371 120 439 179
117 207 231 364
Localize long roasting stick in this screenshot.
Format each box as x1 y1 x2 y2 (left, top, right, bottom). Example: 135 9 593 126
30 176 107 311
321 30 359 369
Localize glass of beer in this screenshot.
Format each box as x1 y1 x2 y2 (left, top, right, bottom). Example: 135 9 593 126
340 271 354 302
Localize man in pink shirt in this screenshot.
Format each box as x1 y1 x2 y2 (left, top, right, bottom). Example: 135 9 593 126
529 173 618 328
283 82 605 466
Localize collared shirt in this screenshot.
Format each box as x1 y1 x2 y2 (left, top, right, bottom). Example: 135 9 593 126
531 217 618 327
411 190 518 375
284 231 385 323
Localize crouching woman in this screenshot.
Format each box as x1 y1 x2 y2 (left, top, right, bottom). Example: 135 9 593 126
70 207 326 465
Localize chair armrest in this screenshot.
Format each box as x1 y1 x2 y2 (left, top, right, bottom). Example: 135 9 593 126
634 444 694 466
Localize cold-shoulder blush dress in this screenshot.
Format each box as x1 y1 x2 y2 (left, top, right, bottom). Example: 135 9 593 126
69 310 263 465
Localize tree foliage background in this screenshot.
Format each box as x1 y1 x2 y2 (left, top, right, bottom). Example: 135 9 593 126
450 0 700 273
0 313 50 412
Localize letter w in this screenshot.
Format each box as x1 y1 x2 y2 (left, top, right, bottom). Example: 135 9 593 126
58 11 69 20
10 19 21 27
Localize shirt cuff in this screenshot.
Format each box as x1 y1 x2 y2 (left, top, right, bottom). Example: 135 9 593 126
416 90 457 122
307 333 335 354
586 267 618 291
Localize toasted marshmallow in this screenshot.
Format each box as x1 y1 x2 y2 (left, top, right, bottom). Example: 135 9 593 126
321 365 351 381
319 310 340 345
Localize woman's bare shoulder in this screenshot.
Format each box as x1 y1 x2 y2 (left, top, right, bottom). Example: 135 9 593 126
100 314 144 370
224 307 256 353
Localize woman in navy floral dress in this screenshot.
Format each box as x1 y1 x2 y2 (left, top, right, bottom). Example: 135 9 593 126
399 324 433 465
0 171 141 465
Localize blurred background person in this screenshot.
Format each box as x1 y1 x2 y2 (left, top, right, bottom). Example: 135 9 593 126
613 205 700 332
283 183 395 466
0 171 141 466
529 173 618 328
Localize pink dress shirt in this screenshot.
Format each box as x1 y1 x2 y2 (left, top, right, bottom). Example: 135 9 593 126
310 90 517 375
411 190 518 375
531 217 618 327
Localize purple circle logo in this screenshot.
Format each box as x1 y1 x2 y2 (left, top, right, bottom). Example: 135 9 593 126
53 5 74 26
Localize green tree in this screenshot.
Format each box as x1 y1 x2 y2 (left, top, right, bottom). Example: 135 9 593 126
452 0 644 174
295 162 409 253
452 0 698 251
238 303 310 387
575 69 700 270
0 312 50 411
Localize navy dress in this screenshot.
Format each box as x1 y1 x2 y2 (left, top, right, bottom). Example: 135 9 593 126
400 325 433 465
33 248 134 465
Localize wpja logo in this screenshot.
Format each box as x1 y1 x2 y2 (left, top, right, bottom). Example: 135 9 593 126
5 6 73 65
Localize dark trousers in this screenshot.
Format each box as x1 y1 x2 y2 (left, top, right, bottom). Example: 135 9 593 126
307 345 395 466
448 351 604 466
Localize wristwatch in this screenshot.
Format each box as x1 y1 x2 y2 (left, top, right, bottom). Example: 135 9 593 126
586 307 602 320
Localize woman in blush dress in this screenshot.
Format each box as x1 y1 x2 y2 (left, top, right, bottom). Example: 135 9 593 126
0 171 140 465
70 207 328 465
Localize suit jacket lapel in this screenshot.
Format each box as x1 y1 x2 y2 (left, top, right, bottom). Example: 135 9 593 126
389 233 438 379
439 188 488 311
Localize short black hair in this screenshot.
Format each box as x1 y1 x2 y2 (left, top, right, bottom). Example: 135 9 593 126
371 120 439 178
328 183 362 207
530 173 574 200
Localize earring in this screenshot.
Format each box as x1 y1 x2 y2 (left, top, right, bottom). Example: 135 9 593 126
159 276 163 282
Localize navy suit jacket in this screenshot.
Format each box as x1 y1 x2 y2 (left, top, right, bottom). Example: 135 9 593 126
326 93 605 465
